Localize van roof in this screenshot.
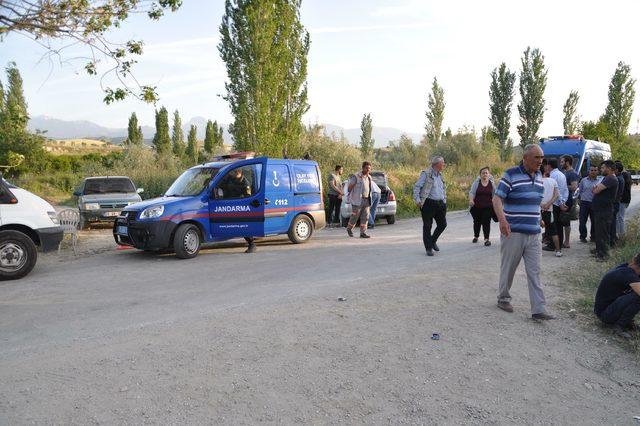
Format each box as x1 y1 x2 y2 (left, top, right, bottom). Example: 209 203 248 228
539 136 610 156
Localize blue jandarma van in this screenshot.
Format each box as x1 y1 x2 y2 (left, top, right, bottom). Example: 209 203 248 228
539 135 611 176
113 156 326 258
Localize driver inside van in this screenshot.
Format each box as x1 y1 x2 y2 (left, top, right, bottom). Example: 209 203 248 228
220 168 252 198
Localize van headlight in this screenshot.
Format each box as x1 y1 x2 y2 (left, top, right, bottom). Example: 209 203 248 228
84 202 100 210
140 205 164 219
48 211 59 225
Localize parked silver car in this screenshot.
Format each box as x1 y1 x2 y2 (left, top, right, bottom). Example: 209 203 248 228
74 176 143 229
340 171 397 227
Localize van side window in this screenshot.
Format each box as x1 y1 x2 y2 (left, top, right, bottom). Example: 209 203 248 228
265 165 291 193
216 164 262 199
293 165 320 193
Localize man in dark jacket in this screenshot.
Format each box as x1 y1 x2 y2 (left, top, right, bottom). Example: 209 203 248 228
591 160 618 260
616 161 632 238
610 162 625 246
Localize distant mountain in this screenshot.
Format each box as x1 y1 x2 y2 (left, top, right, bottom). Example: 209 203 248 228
28 115 421 147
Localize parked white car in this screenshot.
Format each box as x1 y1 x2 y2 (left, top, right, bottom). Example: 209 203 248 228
0 178 63 280
340 171 397 227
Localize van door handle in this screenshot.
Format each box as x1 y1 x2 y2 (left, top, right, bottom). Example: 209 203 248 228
250 199 261 207
264 198 270 205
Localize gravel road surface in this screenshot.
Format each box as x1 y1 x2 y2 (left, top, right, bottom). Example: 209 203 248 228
1 187 639 424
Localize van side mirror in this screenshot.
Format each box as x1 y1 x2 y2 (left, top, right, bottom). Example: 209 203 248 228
73 190 82 197
137 188 144 194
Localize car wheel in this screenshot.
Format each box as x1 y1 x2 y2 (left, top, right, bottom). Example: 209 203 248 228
386 215 396 225
341 216 349 228
0 231 38 280
173 223 201 259
288 214 314 244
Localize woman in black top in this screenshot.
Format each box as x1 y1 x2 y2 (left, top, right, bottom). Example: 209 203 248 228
468 167 495 246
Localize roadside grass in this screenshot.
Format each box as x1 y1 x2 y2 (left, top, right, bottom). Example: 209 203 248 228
566 215 640 355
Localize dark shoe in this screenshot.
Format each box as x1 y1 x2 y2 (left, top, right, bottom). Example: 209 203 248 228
532 312 556 321
360 233 371 239
497 302 514 313
590 248 598 255
426 249 434 257
595 255 609 262
368 224 375 229
613 325 632 340
484 240 491 247
245 244 256 254
347 228 354 237
542 245 556 252
580 237 588 243
472 237 478 243
432 243 440 252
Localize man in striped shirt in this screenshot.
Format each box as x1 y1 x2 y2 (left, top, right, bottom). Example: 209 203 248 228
492 144 556 320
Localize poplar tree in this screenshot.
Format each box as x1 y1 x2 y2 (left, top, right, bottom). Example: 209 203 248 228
213 121 224 149
126 112 143 145
219 0 310 157
359 113 374 158
204 120 215 154
517 47 547 148
489 63 516 161
425 77 445 145
186 125 198 164
603 61 636 143
0 80 5 129
171 110 185 157
152 106 170 154
562 90 580 135
5 63 28 132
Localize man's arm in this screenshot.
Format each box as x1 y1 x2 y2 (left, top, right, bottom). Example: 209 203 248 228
592 182 607 194
492 195 510 237
347 175 356 192
413 171 427 206
631 282 640 296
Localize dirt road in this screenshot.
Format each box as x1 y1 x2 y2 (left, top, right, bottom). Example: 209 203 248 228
1 188 639 424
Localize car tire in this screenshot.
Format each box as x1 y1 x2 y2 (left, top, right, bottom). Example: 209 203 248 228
386 215 396 225
173 223 201 259
288 214 314 244
0 230 38 281
341 216 349 228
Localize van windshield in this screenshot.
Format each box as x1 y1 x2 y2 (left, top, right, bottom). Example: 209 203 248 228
83 178 135 194
165 168 220 197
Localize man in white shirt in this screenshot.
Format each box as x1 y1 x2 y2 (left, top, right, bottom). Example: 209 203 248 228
541 162 561 257
546 158 569 251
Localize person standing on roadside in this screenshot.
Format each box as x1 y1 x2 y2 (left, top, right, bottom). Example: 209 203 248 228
541 162 561 257
346 162 373 239
368 179 381 229
493 144 555 320
326 165 343 227
577 165 599 243
468 167 495 246
617 161 632 238
591 160 619 261
561 155 580 248
610 162 626 246
546 158 569 251
414 156 447 257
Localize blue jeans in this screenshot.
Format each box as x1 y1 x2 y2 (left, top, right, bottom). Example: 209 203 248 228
369 192 380 226
578 200 594 241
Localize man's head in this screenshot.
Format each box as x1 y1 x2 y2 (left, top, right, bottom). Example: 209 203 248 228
547 157 559 170
233 168 243 179
615 161 624 175
432 156 445 172
588 165 599 179
522 145 544 173
560 155 573 170
600 160 615 176
361 161 372 175
335 165 343 175
630 252 640 274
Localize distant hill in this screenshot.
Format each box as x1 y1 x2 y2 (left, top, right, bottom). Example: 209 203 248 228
28 115 422 147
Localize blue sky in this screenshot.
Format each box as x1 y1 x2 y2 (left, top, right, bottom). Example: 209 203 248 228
1 0 640 141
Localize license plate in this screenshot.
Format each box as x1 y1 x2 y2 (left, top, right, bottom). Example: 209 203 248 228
104 211 120 217
116 226 128 235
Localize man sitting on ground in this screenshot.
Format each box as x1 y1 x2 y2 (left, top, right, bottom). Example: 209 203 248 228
594 252 640 339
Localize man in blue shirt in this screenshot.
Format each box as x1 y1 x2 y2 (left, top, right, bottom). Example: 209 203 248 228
493 144 555 320
413 156 447 256
577 165 599 243
594 253 640 339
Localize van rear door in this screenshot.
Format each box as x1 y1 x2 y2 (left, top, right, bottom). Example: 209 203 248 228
291 162 323 214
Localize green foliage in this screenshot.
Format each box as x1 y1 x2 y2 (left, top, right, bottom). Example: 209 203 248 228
359 113 374 158
425 77 445 145
152 106 170 154
603 61 636 143
581 117 612 142
489 63 516 161
186 125 199 165
214 121 224 150
376 134 429 168
4 62 28 132
517 47 547 148
0 1 182 104
125 112 143 145
219 0 310 157
562 90 580 135
204 120 215 154
171 110 185 157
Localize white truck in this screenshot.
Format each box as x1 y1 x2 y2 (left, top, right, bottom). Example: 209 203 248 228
0 178 63 280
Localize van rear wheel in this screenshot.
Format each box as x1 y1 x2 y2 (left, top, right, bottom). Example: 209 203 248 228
288 214 314 244
0 230 37 280
173 223 201 259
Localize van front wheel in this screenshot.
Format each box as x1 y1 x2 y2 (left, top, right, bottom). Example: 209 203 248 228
288 215 314 244
0 230 37 280
173 223 201 259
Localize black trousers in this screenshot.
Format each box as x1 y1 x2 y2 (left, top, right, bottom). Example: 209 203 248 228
593 208 612 257
471 206 492 239
553 204 564 247
610 202 620 245
578 200 595 241
421 199 447 250
327 194 342 224
598 292 640 328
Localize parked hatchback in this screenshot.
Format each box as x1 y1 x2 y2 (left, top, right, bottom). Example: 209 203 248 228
74 176 143 229
340 171 397 227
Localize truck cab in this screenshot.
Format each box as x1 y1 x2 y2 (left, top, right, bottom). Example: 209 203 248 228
113 157 326 258
539 135 612 176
